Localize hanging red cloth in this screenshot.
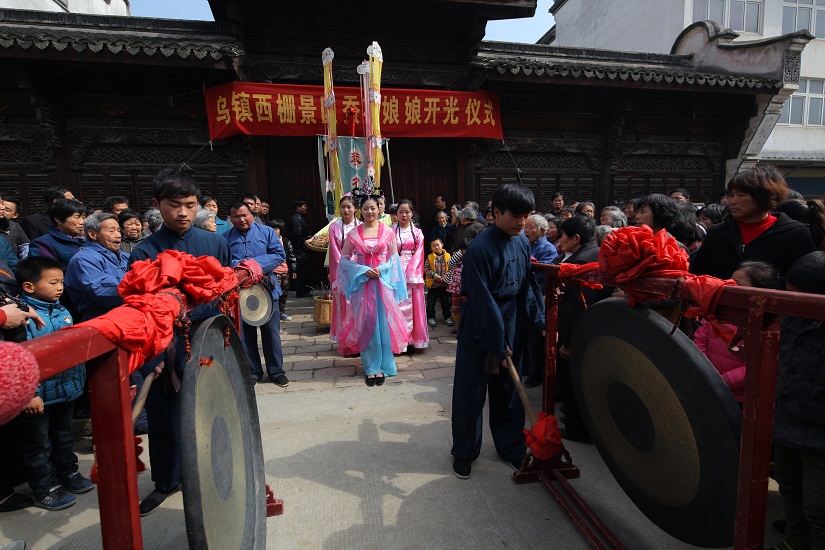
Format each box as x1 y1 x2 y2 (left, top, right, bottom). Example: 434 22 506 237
557 262 603 290
67 250 237 374
682 275 738 345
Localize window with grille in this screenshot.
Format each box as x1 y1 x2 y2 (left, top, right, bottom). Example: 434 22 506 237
693 0 762 33
779 79 825 126
782 0 825 38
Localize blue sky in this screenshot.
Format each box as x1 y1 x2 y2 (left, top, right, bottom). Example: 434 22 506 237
129 0 555 44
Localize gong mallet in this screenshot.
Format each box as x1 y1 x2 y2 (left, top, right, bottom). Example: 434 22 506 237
504 356 538 426
131 370 156 428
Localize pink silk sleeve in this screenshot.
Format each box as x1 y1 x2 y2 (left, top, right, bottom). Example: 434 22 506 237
407 227 425 284
328 221 343 282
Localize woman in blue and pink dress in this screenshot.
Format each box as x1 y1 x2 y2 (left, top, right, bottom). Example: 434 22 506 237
337 197 410 386
328 195 361 345
394 199 428 353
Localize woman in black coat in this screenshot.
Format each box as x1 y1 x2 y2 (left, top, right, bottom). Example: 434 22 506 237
690 166 814 281
555 215 614 443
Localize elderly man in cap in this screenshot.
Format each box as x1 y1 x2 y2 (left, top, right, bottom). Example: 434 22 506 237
64 212 129 322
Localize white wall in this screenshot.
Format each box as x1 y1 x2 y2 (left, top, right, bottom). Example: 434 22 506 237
552 0 825 165
763 125 825 158
553 0 687 53
0 0 129 15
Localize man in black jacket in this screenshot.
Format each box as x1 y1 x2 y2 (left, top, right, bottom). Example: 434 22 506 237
556 215 614 443
20 186 76 240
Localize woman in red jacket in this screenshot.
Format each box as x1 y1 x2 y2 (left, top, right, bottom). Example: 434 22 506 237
689 165 814 281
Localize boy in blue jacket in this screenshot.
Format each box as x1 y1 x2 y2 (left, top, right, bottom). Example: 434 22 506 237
9 256 94 510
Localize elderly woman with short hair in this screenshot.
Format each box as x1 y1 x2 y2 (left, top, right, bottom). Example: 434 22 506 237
522 213 559 389
193 207 217 233
599 206 628 228
118 209 146 253
143 208 163 236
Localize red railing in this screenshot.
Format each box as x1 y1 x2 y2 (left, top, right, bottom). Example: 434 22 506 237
21 328 141 549
14 265 825 549
533 262 825 550
17 299 242 550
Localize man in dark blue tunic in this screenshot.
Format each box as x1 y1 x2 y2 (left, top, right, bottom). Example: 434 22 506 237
451 183 545 479
126 168 230 516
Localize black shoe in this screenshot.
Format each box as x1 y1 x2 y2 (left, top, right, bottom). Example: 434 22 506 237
344 353 360 359
453 459 472 480
296 291 311 298
772 519 786 535
365 376 376 387
560 428 592 445
523 377 542 388
509 457 525 471
272 375 289 388
139 486 180 517
0 492 33 513
375 374 386 386
404 346 415 356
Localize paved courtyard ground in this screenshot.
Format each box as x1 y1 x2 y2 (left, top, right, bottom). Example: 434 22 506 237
0 295 784 549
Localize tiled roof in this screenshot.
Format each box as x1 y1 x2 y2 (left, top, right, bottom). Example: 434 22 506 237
473 41 780 90
0 9 243 63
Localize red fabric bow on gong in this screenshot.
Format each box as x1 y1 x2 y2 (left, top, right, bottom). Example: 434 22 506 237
524 412 563 460
598 225 689 306
69 250 237 373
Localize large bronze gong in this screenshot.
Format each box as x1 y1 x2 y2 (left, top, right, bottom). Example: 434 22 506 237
180 315 267 549
570 298 742 548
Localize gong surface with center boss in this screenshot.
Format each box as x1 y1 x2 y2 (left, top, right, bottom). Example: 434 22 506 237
570 298 742 548
180 315 267 549
239 283 274 326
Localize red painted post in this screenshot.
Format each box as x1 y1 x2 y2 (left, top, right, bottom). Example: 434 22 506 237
543 273 560 414
734 307 781 550
87 346 143 550
21 329 143 550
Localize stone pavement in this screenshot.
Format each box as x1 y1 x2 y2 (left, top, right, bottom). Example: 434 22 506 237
0 295 784 549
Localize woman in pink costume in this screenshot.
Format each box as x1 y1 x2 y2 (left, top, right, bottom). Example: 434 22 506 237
328 195 361 344
337 197 410 386
394 199 428 352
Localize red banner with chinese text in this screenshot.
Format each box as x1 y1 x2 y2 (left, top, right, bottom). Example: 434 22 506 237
204 82 503 140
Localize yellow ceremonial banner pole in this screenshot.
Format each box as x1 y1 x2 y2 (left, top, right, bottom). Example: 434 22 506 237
368 42 384 192
322 48 343 218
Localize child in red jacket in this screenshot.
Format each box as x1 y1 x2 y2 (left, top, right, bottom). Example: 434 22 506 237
693 261 779 402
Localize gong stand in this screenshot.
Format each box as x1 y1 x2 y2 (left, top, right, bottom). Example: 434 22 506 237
509 272 625 550
527 263 825 550
21 297 282 549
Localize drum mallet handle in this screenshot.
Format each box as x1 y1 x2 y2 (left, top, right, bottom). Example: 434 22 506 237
132 370 157 428
505 356 538 426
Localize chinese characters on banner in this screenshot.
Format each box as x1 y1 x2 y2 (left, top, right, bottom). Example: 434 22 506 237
204 82 503 140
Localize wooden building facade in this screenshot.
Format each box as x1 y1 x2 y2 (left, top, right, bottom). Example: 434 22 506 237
0 3 810 280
